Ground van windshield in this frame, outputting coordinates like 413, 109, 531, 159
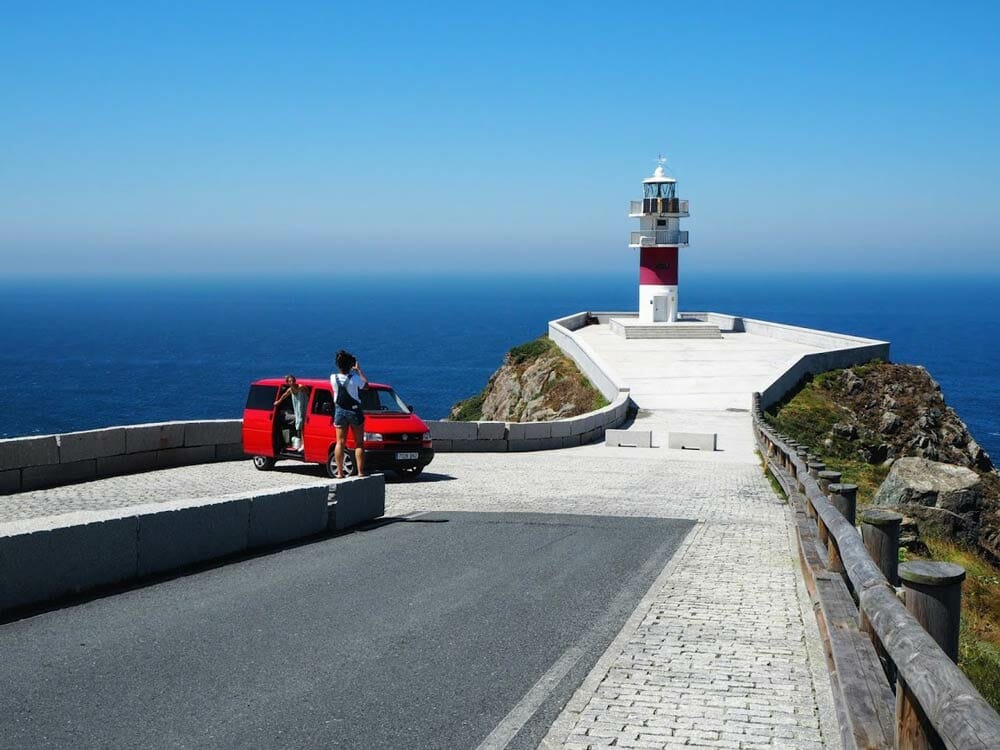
361, 388, 411, 413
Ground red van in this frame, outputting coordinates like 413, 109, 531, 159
242, 377, 434, 479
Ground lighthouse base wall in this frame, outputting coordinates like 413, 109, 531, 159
639, 284, 678, 323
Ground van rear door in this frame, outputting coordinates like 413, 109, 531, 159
243, 384, 279, 456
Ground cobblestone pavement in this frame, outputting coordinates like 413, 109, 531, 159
0, 462, 330, 524
4, 426, 837, 749
387, 448, 838, 749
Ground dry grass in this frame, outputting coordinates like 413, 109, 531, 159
768, 370, 1000, 711
920, 537, 1000, 712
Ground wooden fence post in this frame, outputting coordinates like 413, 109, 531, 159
829, 483, 857, 526
899, 561, 965, 663
860, 508, 903, 688
895, 561, 966, 749
807, 462, 825, 507
861, 508, 902, 587
818, 470, 842, 495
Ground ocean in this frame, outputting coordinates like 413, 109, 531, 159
1, 272, 998, 461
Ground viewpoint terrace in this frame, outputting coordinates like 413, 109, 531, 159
1, 310, 894, 748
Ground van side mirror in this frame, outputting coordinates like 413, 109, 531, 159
407, 404, 415, 413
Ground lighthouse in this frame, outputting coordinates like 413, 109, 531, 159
628, 158, 689, 323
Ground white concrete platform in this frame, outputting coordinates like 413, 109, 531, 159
573, 323, 826, 458
609, 316, 722, 339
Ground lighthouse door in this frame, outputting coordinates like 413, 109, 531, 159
653, 295, 669, 322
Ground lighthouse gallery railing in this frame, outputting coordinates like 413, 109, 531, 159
629, 230, 689, 246
629, 199, 689, 216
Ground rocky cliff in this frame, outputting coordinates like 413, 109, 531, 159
826, 365, 992, 470
449, 336, 607, 422
768, 362, 999, 562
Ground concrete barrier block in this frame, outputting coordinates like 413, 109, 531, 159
21, 460, 97, 491
507, 439, 538, 452
137, 497, 250, 577
183, 420, 242, 447
0, 516, 138, 613
565, 416, 589, 436
214, 443, 247, 462
58, 428, 126, 463
249, 486, 330, 548
509, 422, 552, 440
0, 469, 21, 495
449, 439, 507, 452
427, 421, 478, 441
549, 420, 572, 438
606, 429, 652, 448
668, 432, 717, 451
0, 436, 60, 471
538, 436, 564, 451
331, 475, 385, 531
520, 422, 552, 440
430, 439, 452, 452
125, 423, 186, 454
157, 445, 216, 469
476, 422, 506, 440
96, 451, 159, 478
560, 435, 582, 449
580, 428, 603, 445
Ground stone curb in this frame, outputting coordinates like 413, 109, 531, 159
0, 476, 384, 616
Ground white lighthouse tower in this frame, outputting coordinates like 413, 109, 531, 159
629, 157, 689, 323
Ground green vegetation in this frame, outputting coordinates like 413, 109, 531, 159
450, 391, 485, 422
507, 337, 553, 365
757, 450, 787, 502
922, 537, 1000, 712
768, 365, 1000, 712
450, 335, 608, 422
764, 370, 888, 506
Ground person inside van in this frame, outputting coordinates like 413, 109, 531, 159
331, 350, 369, 477
273, 375, 311, 451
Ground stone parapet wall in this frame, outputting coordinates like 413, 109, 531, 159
427, 391, 630, 452
0, 420, 244, 495
549, 311, 628, 401
426, 313, 633, 453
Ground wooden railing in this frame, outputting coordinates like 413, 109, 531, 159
751, 392, 1000, 749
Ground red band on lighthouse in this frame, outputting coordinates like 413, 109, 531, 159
638, 247, 678, 285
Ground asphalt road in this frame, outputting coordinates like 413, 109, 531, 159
0, 511, 693, 750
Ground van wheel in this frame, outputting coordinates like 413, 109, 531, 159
397, 466, 423, 480
252, 455, 275, 471
326, 448, 357, 479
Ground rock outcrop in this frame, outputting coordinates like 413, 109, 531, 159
770, 362, 999, 563
828, 365, 993, 471
449, 336, 607, 423
874, 457, 983, 546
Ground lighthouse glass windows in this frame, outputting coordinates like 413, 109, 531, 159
643, 183, 675, 199
643, 182, 677, 213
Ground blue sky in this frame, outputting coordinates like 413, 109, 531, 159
1, 1, 998, 275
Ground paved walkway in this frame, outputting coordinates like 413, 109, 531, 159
2, 325, 841, 749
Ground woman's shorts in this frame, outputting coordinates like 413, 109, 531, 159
333, 406, 364, 427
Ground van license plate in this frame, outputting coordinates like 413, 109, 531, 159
396, 452, 419, 460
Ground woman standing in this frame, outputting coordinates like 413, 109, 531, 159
273, 375, 310, 451
331, 350, 369, 477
